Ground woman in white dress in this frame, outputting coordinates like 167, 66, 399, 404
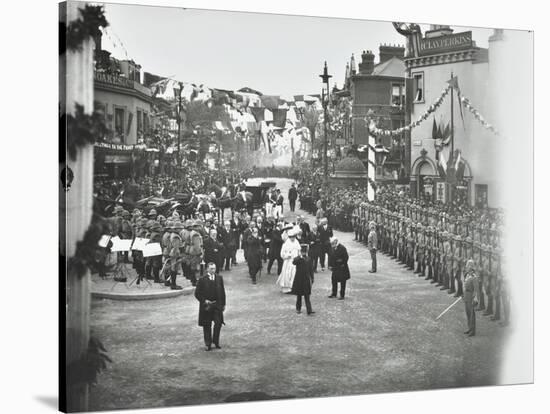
276, 229, 301, 293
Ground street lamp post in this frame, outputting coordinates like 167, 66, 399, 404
319, 61, 332, 187
173, 81, 184, 169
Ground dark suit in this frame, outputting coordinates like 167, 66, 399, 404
292, 255, 314, 314
203, 237, 223, 273
194, 274, 226, 347
329, 243, 351, 298
298, 222, 311, 244
246, 236, 263, 282
318, 224, 333, 269
268, 228, 284, 275
288, 187, 298, 212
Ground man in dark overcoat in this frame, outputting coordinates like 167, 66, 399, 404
291, 245, 315, 315
246, 227, 263, 284
194, 263, 226, 351
203, 228, 223, 273
328, 237, 350, 300
267, 222, 284, 275
288, 183, 298, 212
318, 218, 333, 271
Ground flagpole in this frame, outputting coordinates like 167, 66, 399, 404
449, 72, 454, 204
451, 72, 454, 158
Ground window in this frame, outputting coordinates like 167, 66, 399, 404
412, 72, 424, 102
391, 84, 405, 106
114, 107, 125, 142
144, 112, 149, 133
137, 110, 143, 133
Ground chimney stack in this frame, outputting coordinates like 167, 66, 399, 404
358, 50, 375, 75
379, 44, 405, 63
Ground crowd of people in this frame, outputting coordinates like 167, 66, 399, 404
95, 159, 509, 342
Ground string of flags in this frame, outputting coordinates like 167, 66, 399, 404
460, 96, 499, 135
366, 78, 500, 137
101, 27, 129, 60
366, 85, 452, 136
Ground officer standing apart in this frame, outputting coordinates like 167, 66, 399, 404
288, 183, 298, 213
367, 221, 378, 274
328, 237, 351, 300
194, 262, 226, 351
463, 259, 480, 337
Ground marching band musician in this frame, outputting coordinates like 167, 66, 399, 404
167, 221, 184, 290
145, 221, 163, 284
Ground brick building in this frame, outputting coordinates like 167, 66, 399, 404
349, 45, 408, 182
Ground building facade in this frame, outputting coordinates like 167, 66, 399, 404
350, 46, 408, 183
93, 37, 154, 178
405, 25, 502, 207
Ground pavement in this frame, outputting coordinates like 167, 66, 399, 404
89, 177, 511, 411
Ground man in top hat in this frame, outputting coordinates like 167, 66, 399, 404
367, 221, 378, 273
296, 215, 311, 245
221, 220, 238, 272
194, 262, 226, 351
203, 227, 223, 274
328, 237, 350, 300
291, 244, 315, 315
267, 221, 284, 276
463, 259, 480, 337
318, 217, 333, 272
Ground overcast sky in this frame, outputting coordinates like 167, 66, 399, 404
100, 3, 494, 96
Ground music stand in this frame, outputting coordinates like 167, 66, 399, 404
110, 259, 133, 291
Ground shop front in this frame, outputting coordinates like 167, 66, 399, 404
411, 153, 472, 204
94, 143, 149, 180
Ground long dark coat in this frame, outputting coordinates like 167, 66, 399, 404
291, 256, 314, 295
194, 274, 226, 326
203, 237, 223, 270
246, 236, 263, 276
330, 244, 351, 282
269, 229, 284, 260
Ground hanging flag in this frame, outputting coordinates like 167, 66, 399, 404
437, 150, 447, 179
447, 76, 466, 131
432, 118, 438, 139
455, 150, 466, 181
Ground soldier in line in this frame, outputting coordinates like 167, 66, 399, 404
167, 221, 184, 290
367, 221, 378, 273
463, 259, 480, 337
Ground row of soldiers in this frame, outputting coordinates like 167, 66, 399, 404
352, 203, 510, 326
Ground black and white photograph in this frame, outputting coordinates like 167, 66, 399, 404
46, 0, 540, 412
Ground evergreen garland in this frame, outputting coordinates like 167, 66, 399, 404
63, 104, 109, 162
66, 5, 109, 52
68, 214, 111, 279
